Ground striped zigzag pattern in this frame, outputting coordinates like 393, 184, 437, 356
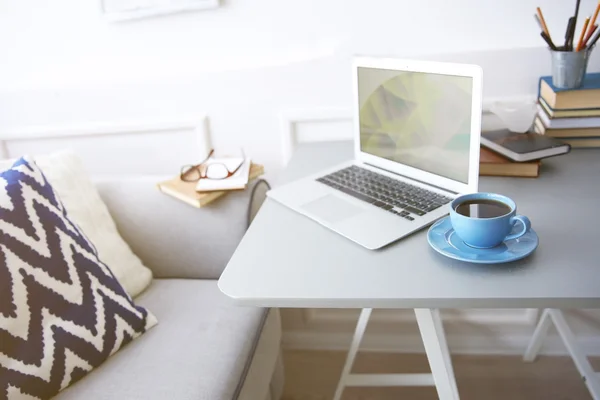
0, 157, 157, 399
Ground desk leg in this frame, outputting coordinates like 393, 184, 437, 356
524, 309, 600, 400
523, 309, 552, 362
333, 308, 372, 400
415, 308, 460, 400
333, 308, 459, 400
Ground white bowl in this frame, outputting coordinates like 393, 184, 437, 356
489, 101, 537, 133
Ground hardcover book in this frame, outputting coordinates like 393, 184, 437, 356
537, 104, 600, 129
534, 117, 600, 138
538, 96, 600, 118
559, 137, 600, 148
479, 147, 540, 178
539, 73, 600, 110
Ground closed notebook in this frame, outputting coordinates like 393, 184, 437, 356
481, 129, 571, 162
479, 147, 540, 178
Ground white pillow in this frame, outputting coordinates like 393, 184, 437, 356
0, 151, 153, 297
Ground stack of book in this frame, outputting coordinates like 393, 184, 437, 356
480, 129, 571, 178
534, 72, 600, 148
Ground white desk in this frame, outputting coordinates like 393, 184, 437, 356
219, 141, 600, 399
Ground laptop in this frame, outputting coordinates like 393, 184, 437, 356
267, 57, 483, 249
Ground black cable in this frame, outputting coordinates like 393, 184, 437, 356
247, 179, 271, 229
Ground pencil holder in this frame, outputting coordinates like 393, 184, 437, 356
550, 47, 593, 89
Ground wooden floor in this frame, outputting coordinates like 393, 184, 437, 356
282, 349, 600, 400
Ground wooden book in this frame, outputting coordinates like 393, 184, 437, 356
479, 147, 540, 178
157, 163, 265, 208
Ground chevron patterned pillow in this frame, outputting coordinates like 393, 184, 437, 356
0, 157, 157, 399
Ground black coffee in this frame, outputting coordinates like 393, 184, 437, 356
455, 199, 511, 218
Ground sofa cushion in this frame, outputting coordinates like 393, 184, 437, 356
94, 178, 252, 280
35, 151, 154, 298
57, 280, 267, 400
0, 157, 157, 399
0, 151, 153, 298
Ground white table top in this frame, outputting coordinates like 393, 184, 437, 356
219, 141, 600, 309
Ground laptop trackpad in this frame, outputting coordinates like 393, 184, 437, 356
301, 194, 364, 224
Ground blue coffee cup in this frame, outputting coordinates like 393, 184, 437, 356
450, 193, 531, 249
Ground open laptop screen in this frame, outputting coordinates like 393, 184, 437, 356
358, 67, 473, 184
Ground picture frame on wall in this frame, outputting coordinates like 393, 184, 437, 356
101, 0, 220, 22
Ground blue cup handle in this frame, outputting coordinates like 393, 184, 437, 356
505, 215, 531, 241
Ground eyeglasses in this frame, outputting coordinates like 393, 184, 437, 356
180, 149, 245, 182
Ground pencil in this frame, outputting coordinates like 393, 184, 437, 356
534, 14, 544, 32
536, 7, 550, 36
576, 17, 590, 51
583, 24, 598, 48
589, 1, 600, 34
588, 26, 600, 47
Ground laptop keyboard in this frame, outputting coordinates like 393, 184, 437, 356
316, 165, 452, 221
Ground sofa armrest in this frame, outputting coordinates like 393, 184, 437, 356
94, 177, 267, 280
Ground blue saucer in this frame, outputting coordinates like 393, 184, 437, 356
427, 216, 539, 264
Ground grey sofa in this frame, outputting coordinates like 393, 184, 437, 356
57, 177, 284, 400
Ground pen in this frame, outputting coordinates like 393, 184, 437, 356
541, 32, 558, 50
569, 0, 582, 49
574, 0, 582, 22
565, 17, 576, 50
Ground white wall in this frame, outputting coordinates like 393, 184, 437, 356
1, 0, 599, 175
1, 0, 598, 89
1, 0, 600, 354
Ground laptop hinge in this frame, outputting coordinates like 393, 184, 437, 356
364, 162, 460, 195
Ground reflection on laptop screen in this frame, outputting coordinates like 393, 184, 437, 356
358, 67, 473, 183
